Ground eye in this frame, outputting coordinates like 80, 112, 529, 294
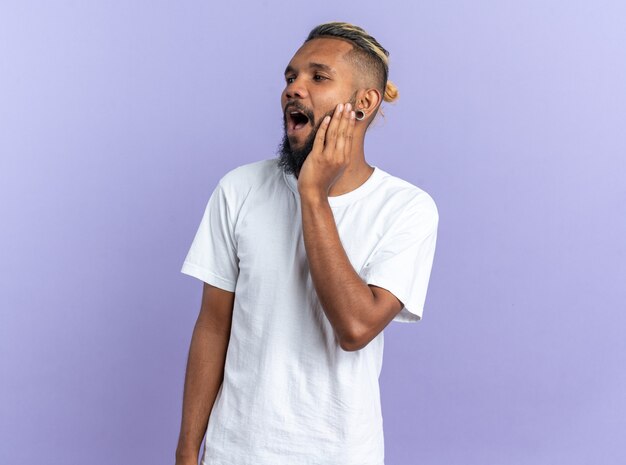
313, 74, 327, 82
285, 76, 296, 84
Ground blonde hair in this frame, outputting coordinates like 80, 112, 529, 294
305, 22, 399, 107
384, 80, 399, 103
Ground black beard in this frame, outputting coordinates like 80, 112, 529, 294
277, 115, 326, 178
277, 92, 357, 178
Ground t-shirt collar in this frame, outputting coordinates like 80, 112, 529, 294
282, 163, 385, 207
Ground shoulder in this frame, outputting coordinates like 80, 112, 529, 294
215, 158, 281, 199
218, 158, 279, 189
207, 158, 281, 224
374, 168, 439, 226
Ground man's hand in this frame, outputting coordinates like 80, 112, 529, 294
297, 102, 356, 197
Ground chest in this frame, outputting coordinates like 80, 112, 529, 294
234, 192, 385, 279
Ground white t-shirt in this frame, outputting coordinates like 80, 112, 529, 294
181, 158, 439, 465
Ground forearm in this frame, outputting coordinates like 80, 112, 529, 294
300, 194, 376, 347
175, 322, 230, 462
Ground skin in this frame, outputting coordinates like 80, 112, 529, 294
282, 37, 404, 350
175, 284, 234, 465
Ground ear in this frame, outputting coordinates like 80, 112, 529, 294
355, 87, 382, 122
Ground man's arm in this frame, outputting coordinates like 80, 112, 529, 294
300, 195, 402, 351
298, 103, 403, 352
175, 283, 234, 465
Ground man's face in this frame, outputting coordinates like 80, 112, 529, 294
278, 37, 357, 176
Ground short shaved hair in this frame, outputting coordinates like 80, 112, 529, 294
305, 22, 399, 104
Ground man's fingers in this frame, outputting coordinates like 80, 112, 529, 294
324, 103, 343, 150
313, 115, 331, 152
334, 103, 353, 153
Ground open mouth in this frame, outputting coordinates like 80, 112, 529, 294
286, 109, 310, 132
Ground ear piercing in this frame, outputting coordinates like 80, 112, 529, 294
355, 109, 366, 121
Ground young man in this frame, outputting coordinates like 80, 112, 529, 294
175, 22, 439, 465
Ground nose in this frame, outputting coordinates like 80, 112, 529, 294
284, 77, 308, 100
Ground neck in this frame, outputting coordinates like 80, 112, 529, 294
327, 141, 374, 197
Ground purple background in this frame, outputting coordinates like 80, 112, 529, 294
1, 1, 625, 464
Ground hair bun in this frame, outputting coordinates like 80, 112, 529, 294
383, 80, 399, 103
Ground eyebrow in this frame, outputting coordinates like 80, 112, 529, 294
284, 62, 336, 76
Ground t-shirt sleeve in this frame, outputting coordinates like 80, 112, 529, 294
360, 193, 439, 323
180, 182, 239, 292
